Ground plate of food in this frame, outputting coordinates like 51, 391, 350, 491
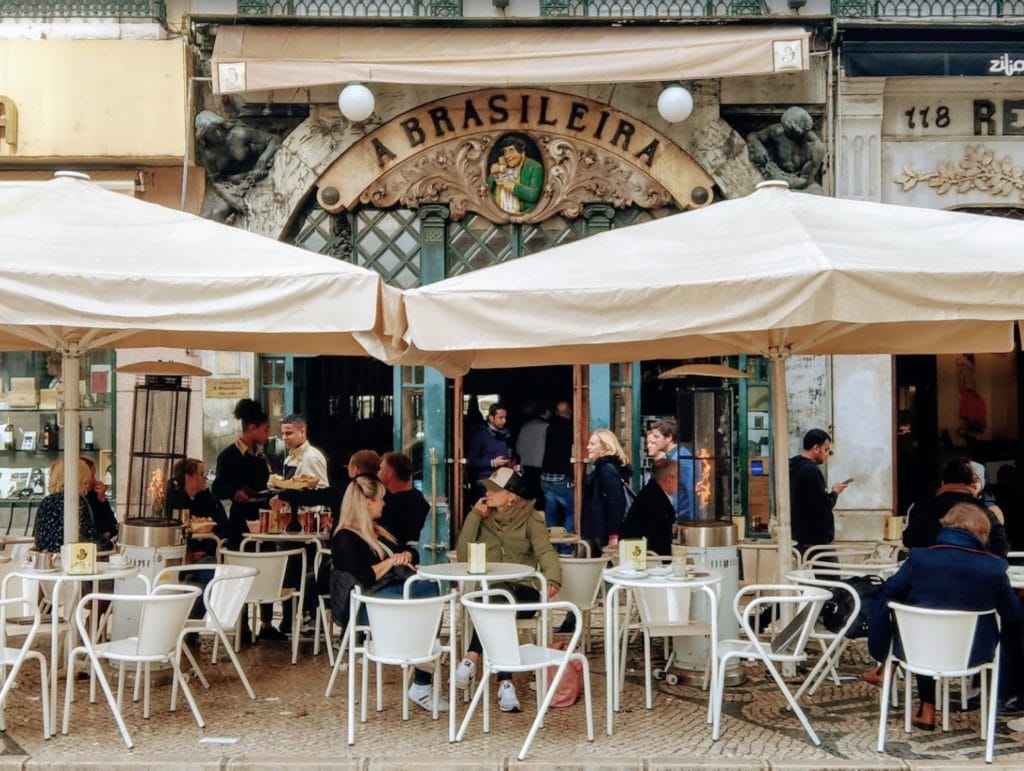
267, 474, 319, 491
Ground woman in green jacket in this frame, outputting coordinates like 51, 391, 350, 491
454, 467, 562, 713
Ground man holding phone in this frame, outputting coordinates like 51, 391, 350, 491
789, 428, 849, 553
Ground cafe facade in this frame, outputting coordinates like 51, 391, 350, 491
190, 12, 838, 546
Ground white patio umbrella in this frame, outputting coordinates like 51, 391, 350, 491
0, 174, 403, 542
400, 182, 1024, 579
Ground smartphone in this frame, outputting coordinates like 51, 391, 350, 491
841, 478, 855, 485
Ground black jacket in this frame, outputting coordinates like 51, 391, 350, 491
789, 455, 836, 548
903, 489, 1009, 557
583, 456, 631, 549
620, 479, 675, 555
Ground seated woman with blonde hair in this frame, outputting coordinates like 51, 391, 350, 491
328, 474, 444, 712
34, 458, 102, 552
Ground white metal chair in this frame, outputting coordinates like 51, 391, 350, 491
62, 585, 203, 749
633, 579, 720, 712
801, 545, 875, 571
0, 595, 50, 738
346, 585, 457, 744
553, 557, 607, 653
155, 563, 259, 700
877, 602, 1000, 764
456, 589, 594, 761
786, 568, 864, 699
712, 584, 831, 745
221, 547, 305, 664
312, 547, 336, 663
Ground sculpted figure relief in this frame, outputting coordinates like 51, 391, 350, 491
195, 110, 280, 223
486, 136, 545, 214
746, 106, 825, 195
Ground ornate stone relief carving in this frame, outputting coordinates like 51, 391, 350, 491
359, 131, 673, 224
895, 145, 1024, 199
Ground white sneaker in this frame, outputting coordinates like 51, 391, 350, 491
498, 680, 520, 713
455, 657, 477, 690
408, 683, 449, 713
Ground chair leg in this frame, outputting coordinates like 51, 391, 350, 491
986, 662, 999, 764
877, 656, 894, 752
89, 651, 134, 749
643, 630, 653, 710
169, 651, 205, 728
455, 668, 490, 743
346, 627, 357, 746
518, 660, 570, 761
762, 659, 820, 746
326, 623, 352, 698
577, 654, 594, 743
217, 629, 256, 699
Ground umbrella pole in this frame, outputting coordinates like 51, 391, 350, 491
770, 350, 794, 582
61, 345, 81, 545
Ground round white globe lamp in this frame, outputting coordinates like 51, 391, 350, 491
657, 84, 693, 123
338, 83, 375, 122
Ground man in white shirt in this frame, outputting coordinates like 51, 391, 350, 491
281, 414, 329, 488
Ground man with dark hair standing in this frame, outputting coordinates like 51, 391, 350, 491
378, 451, 430, 547
467, 402, 515, 496
645, 419, 694, 521
540, 399, 575, 535
789, 428, 848, 553
281, 414, 328, 488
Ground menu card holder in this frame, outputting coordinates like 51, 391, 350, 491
62, 542, 96, 575
467, 542, 487, 574
619, 538, 647, 571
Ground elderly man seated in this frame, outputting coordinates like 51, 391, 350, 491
868, 502, 1021, 730
455, 467, 562, 713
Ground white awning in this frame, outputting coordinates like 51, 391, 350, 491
212, 24, 810, 94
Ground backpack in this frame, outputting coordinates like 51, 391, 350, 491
819, 574, 885, 639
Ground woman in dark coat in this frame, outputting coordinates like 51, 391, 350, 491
582, 428, 632, 551
869, 502, 1020, 730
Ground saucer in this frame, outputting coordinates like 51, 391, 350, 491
30, 567, 59, 574
614, 568, 648, 579
647, 566, 672, 577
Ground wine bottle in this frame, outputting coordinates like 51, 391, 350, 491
42, 423, 52, 451
1, 422, 13, 452
83, 418, 94, 451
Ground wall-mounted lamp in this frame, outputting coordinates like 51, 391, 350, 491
657, 84, 694, 123
338, 83, 375, 123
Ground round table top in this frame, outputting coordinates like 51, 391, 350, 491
417, 561, 535, 582
14, 562, 141, 581
241, 532, 328, 543
602, 565, 722, 589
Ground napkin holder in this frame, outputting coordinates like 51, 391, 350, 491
467, 542, 487, 574
619, 538, 647, 571
62, 542, 95, 575
884, 515, 904, 541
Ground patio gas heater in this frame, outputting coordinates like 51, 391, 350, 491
112, 361, 209, 609
661, 364, 744, 686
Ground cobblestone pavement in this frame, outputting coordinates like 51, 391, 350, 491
0, 633, 1022, 769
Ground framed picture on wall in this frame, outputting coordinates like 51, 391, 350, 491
20, 431, 36, 452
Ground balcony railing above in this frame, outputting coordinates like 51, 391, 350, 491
833, 0, 1024, 16
238, 0, 464, 15
539, 0, 766, 15
0, 1, 165, 19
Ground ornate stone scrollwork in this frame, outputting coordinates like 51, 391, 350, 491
895, 145, 1024, 199
359, 131, 673, 224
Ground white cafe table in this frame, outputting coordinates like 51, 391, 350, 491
602, 566, 722, 736
8, 562, 146, 731
240, 532, 327, 551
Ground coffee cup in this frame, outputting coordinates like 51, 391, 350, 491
31, 551, 54, 571
108, 554, 126, 568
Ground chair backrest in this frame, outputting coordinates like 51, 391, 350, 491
205, 564, 259, 629
135, 585, 201, 656
634, 583, 694, 627
802, 546, 874, 571
890, 601, 991, 674
461, 589, 525, 668
221, 549, 292, 604
555, 557, 606, 611
356, 588, 449, 662
735, 584, 831, 660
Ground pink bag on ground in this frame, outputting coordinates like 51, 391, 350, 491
545, 641, 583, 707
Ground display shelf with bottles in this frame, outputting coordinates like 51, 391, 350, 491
0, 350, 114, 501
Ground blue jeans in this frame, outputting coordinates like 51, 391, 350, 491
541, 476, 575, 532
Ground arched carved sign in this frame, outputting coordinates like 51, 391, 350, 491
316, 89, 714, 223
